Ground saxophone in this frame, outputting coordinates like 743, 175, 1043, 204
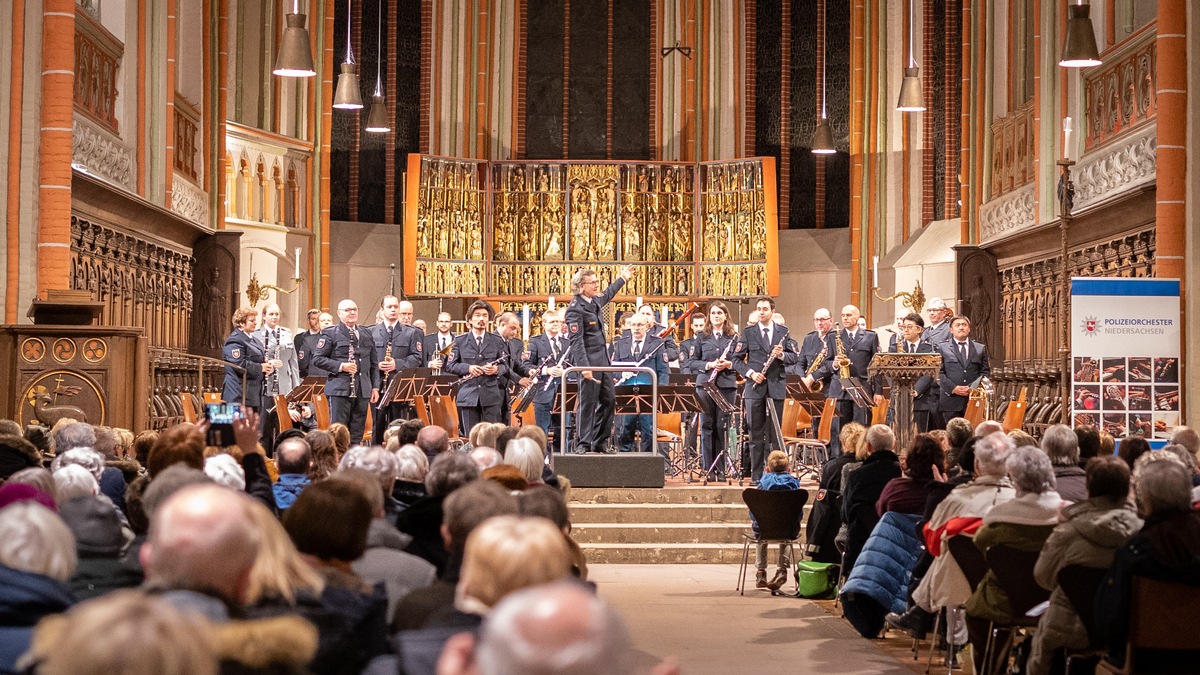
834, 329, 851, 380
347, 330, 358, 400
803, 336, 828, 392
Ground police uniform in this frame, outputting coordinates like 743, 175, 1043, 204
223, 329, 268, 410
678, 334, 703, 460
423, 331, 457, 367
610, 333, 670, 453
444, 330, 510, 434
370, 321, 424, 445
253, 324, 301, 450
564, 275, 625, 453
921, 320, 952, 429
499, 334, 532, 423
687, 330, 738, 478
525, 331, 570, 443
311, 323, 379, 442
888, 334, 938, 432
937, 337, 991, 419
621, 322, 680, 362
294, 329, 328, 378
732, 322, 798, 483
820, 327, 883, 428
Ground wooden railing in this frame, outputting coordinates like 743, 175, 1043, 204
74, 11, 123, 134
1083, 25, 1156, 151
989, 99, 1035, 198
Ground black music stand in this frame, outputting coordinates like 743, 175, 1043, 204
552, 384, 580, 455
285, 376, 327, 404
421, 374, 459, 397
653, 385, 706, 482
380, 367, 435, 407
785, 375, 826, 418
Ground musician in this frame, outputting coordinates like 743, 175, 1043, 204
254, 303, 302, 449
525, 310, 570, 443
611, 313, 670, 453
565, 265, 636, 454
821, 304, 884, 428
889, 312, 937, 432
690, 301, 739, 480
679, 314, 709, 465
496, 312, 534, 423
936, 314, 992, 419
633, 304, 680, 361
370, 295, 425, 445
397, 300, 416, 327
792, 308, 834, 384
444, 300, 510, 433
311, 299, 380, 442
222, 307, 275, 412
294, 308, 323, 378
423, 312, 457, 360
732, 297, 798, 483
923, 297, 953, 346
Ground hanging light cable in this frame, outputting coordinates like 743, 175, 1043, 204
1059, 1, 1101, 67
896, 0, 926, 111
274, 0, 316, 77
333, 0, 363, 109
365, 0, 390, 132
812, 0, 835, 155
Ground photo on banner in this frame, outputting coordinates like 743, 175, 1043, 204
1070, 278, 1180, 444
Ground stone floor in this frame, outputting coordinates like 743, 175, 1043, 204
590, 564, 928, 675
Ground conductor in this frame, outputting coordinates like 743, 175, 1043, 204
564, 265, 636, 454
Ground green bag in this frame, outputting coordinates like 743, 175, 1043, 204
794, 560, 838, 599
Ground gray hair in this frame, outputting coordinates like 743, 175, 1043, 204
504, 438, 545, 484
974, 420, 1004, 438
570, 268, 595, 295
864, 425, 895, 454
0, 502, 77, 581
1040, 424, 1080, 466
471, 446, 504, 471
395, 444, 429, 482
203, 454, 246, 491
1169, 426, 1200, 456
1006, 446, 1057, 495
1162, 443, 1197, 472
51, 448, 105, 482
1134, 460, 1192, 515
425, 451, 480, 497
52, 422, 95, 454
946, 417, 974, 448
974, 432, 1014, 477
339, 445, 400, 490
53, 464, 99, 500
476, 581, 633, 675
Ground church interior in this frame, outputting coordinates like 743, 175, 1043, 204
0, 1, 1197, 673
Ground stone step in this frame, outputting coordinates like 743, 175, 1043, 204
570, 485, 819, 505
572, 522, 750, 544
581, 542, 801, 565
569, 502, 752, 524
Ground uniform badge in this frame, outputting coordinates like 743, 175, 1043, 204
298, 350, 306, 360
416, 342, 423, 352
447, 352, 455, 363
570, 324, 579, 334
521, 350, 531, 361
231, 347, 241, 359
317, 338, 327, 349
663, 353, 669, 362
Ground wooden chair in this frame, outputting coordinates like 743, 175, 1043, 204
1056, 565, 1108, 671
203, 392, 223, 405
979, 544, 1052, 675
815, 398, 838, 445
1001, 387, 1028, 433
1096, 577, 1200, 674
274, 395, 293, 431
179, 392, 199, 424
428, 394, 465, 449
311, 394, 331, 429
411, 394, 431, 426
782, 398, 828, 476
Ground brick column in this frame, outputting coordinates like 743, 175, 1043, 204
38, 0, 76, 295
1155, 0, 1186, 286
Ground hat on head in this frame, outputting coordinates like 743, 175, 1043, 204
0, 434, 42, 479
927, 297, 947, 310
0, 483, 56, 511
58, 495, 125, 556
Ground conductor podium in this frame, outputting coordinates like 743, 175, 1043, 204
868, 352, 941, 451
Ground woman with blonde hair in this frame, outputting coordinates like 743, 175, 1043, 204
454, 515, 572, 618
804, 422, 868, 564
241, 500, 325, 609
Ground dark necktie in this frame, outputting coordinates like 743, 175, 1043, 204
958, 341, 968, 362
441, 335, 448, 350
909, 342, 917, 353
761, 327, 768, 344
476, 335, 484, 351
633, 341, 642, 359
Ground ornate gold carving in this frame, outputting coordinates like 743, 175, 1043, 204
20, 371, 106, 428
82, 338, 109, 363
52, 339, 78, 364
21, 338, 46, 364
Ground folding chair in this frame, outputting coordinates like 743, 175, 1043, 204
412, 394, 431, 426
979, 544, 1051, 675
428, 394, 466, 449
1096, 577, 1200, 674
782, 398, 827, 479
312, 394, 331, 429
1056, 565, 1108, 671
737, 488, 810, 595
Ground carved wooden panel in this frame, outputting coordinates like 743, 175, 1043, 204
1083, 29, 1155, 151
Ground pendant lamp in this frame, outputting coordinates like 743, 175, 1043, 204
896, 0, 925, 111
812, 0, 836, 154
364, 0, 390, 132
333, 0, 363, 109
273, 2, 316, 78
1059, 2, 1101, 68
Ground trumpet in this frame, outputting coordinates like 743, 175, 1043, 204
430, 341, 453, 375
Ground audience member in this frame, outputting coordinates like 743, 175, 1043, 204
0, 434, 42, 481
1074, 425, 1101, 467
1041, 424, 1087, 502
340, 445, 404, 516
307, 429, 340, 481
876, 434, 945, 516
469, 446, 503, 471
494, 427, 519, 457
203, 454, 245, 491
503, 437, 544, 485
416, 425, 451, 462
753, 451, 802, 591
841, 425, 900, 572
51, 420, 94, 454
391, 480, 519, 632
283, 480, 390, 672
1098, 430, 1115, 456
1116, 435, 1151, 468
328, 423, 352, 457
0, 502, 76, 672
396, 419, 426, 448
975, 420, 1003, 438
481, 464, 529, 492
451, 515, 572, 622
58, 495, 141, 600
944, 417, 974, 473
470, 423, 505, 453
1028, 456, 1141, 675
1169, 426, 1200, 458
393, 444, 429, 507
518, 487, 588, 580
52, 464, 99, 500
274, 436, 313, 510
146, 425, 205, 478
1007, 429, 1039, 448
2, 469, 57, 506
396, 452, 480, 572
805, 422, 867, 564
1096, 460, 1200, 672
965, 447, 1062, 674
131, 430, 158, 467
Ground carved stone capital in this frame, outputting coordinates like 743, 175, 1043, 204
1074, 124, 1157, 211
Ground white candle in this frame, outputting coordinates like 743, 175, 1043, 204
1063, 117, 1073, 160
294, 247, 302, 279
873, 255, 879, 289
636, 296, 644, 308
661, 307, 668, 327
548, 296, 555, 311
522, 304, 530, 341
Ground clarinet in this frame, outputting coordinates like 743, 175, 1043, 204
347, 330, 358, 400
267, 329, 280, 395
753, 333, 786, 388
380, 339, 395, 404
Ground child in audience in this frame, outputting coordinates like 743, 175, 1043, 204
753, 451, 801, 591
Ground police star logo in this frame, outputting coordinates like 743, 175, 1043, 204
317, 338, 327, 349
231, 348, 241, 359
570, 324, 579, 334
1080, 316, 1100, 337
416, 342, 423, 352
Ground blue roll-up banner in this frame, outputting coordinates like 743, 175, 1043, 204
1070, 278, 1180, 446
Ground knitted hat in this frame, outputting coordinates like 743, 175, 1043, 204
58, 496, 125, 556
0, 483, 56, 511
0, 434, 42, 479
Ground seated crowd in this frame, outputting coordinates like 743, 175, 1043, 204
0, 413, 679, 675
806, 419, 1200, 674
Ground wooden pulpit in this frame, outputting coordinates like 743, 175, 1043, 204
868, 353, 942, 452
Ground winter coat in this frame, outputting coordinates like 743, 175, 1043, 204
964, 491, 1062, 624
352, 519, 436, 619
272, 474, 311, 511
839, 512, 923, 638
69, 556, 143, 601
841, 450, 902, 573
0, 565, 74, 673
1026, 498, 1141, 675
1052, 464, 1088, 504
395, 495, 449, 574
876, 476, 933, 516
310, 565, 390, 675
913, 475, 1015, 612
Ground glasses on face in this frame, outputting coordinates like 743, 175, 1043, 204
342, 307, 358, 313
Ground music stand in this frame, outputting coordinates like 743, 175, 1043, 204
667, 373, 697, 386
421, 374, 459, 397
285, 376, 327, 404
653, 385, 706, 482
868, 353, 942, 451
380, 367, 434, 407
